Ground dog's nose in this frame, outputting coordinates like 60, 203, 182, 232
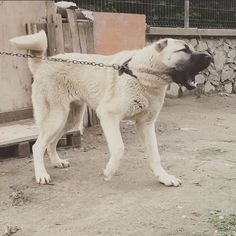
203, 52, 213, 63
203, 52, 212, 59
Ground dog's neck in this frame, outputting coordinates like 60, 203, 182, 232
126, 44, 174, 86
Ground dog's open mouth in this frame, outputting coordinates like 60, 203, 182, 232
171, 52, 212, 90
185, 79, 197, 90
170, 70, 199, 90
183, 73, 198, 90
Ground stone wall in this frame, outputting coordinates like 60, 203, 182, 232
146, 35, 236, 97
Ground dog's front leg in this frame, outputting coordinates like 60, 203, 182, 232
136, 121, 181, 186
100, 113, 124, 181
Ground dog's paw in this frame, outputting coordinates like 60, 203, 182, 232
158, 174, 182, 187
53, 159, 70, 168
35, 171, 51, 185
103, 169, 114, 181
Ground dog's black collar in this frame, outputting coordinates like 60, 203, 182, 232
118, 58, 138, 79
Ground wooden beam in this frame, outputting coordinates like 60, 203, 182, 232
62, 23, 73, 53
0, 119, 81, 148
67, 133, 81, 147
78, 22, 88, 53
57, 8, 86, 19
53, 14, 65, 54
18, 142, 31, 158
147, 27, 236, 37
66, 9, 81, 52
47, 23, 57, 56
84, 21, 94, 54
0, 108, 33, 124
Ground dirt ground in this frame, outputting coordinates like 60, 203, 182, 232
0, 95, 236, 236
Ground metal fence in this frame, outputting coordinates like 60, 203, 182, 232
57, 0, 236, 29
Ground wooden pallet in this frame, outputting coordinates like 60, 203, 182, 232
0, 119, 81, 159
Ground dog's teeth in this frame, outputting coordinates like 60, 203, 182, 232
190, 81, 197, 87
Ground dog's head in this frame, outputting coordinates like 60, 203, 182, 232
155, 38, 212, 90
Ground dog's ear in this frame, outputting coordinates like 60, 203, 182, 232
155, 39, 168, 52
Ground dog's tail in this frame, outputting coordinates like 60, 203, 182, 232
10, 30, 47, 74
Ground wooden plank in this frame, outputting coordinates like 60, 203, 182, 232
78, 22, 88, 53
57, 8, 86, 19
35, 23, 47, 33
0, 119, 81, 148
27, 23, 46, 35
57, 135, 67, 147
75, 9, 87, 20
53, 14, 65, 54
47, 23, 57, 56
67, 133, 81, 147
0, 119, 38, 147
18, 142, 31, 158
66, 9, 81, 52
26, 23, 38, 35
62, 23, 73, 53
84, 21, 94, 54
26, 23, 33, 35
0, 108, 33, 124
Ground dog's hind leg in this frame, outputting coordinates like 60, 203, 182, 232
47, 102, 86, 168
33, 105, 69, 184
46, 130, 70, 169
100, 113, 124, 181
135, 121, 182, 187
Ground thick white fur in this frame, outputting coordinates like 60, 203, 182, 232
10, 31, 187, 186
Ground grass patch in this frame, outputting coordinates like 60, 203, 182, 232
210, 212, 236, 236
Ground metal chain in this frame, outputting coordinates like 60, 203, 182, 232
0, 51, 34, 58
0, 51, 121, 71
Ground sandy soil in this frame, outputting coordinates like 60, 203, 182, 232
0, 95, 236, 236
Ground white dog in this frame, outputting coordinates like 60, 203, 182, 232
10, 31, 211, 186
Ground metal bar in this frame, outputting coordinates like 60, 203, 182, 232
184, 0, 190, 28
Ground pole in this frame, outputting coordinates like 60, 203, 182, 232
184, 0, 190, 28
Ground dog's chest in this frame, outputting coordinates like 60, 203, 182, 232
122, 82, 167, 122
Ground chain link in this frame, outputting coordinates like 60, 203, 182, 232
0, 51, 138, 79
0, 51, 121, 71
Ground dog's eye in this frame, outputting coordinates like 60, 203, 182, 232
183, 48, 192, 54
176, 47, 191, 54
